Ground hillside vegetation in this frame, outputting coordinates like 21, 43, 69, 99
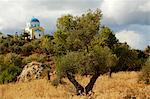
0, 9, 150, 97
0, 72, 150, 99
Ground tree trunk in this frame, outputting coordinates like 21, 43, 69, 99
66, 72, 84, 95
109, 68, 112, 78
85, 73, 100, 94
2, 79, 4, 84
47, 70, 50, 80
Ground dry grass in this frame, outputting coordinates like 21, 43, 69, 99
0, 72, 150, 99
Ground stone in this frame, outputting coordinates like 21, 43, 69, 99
17, 61, 51, 82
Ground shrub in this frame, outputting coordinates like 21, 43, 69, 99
0, 53, 22, 84
3, 53, 22, 67
22, 53, 47, 64
0, 66, 21, 84
40, 36, 54, 55
12, 45, 22, 54
140, 57, 150, 84
21, 43, 34, 56
110, 44, 143, 76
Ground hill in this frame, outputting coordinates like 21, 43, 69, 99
0, 72, 150, 99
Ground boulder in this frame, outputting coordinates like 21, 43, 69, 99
17, 61, 51, 82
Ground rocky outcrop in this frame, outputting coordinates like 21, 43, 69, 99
17, 62, 51, 82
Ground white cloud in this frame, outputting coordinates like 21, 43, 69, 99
101, 0, 150, 25
139, 1, 150, 12
116, 30, 147, 49
100, 0, 150, 49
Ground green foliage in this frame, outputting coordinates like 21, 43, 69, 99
21, 44, 32, 55
53, 30, 68, 55
91, 26, 118, 49
54, 9, 102, 54
113, 43, 142, 71
56, 52, 84, 78
0, 53, 22, 84
22, 53, 47, 64
140, 57, 150, 84
0, 35, 26, 54
56, 46, 117, 78
82, 46, 117, 75
40, 36, 54, 54
0, 66, 21, 84
3, 53, 22, 67
0, 35, 44, 55
12, 45, 22, 54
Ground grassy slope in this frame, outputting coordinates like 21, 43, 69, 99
0, 72, 150, 99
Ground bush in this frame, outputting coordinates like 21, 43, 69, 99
140, 57, 150, 84
3, 53, 22, 67
0, 53, 22, 84
0, 66, 21, 84
40, 36, 54, 55
111, 44, 142, 73
11, 45, 22, 54
22, 53, 47, 64
21, 43, 34, 56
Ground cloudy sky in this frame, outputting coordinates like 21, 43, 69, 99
0, 0, 149, 50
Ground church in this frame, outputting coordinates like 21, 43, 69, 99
25, 17, 44, 39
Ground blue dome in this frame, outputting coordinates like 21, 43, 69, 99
31, 17, 40, 22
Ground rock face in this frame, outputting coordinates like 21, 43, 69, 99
18, 62, 51, 82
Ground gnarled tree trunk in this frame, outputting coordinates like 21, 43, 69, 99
85, 72, 100, 94
66, 72, 84, 95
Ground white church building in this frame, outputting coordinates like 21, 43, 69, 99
25, 17, 44, 39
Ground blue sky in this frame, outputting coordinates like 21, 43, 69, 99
0, 0, 149, 50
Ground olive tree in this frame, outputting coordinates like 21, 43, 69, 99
54, 9, 118, 95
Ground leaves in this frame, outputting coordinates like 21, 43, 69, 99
54, 9, 102, 53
